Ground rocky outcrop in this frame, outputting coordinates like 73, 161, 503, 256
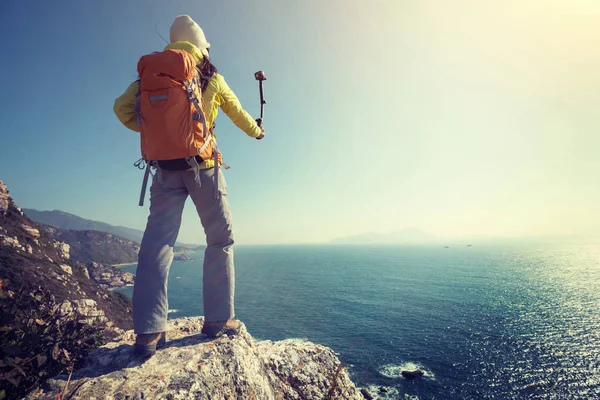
0, 181, 10, 217
175, 253, 197, 261
86, 262, 135, 289
58, 298, 109, 325
174, 252, 189, 261
0, 180, 133, 331
174, 252, 201, 262
59, 264, 73, 275
21, 224, 40, 238
28, 317, 363, 400
401, 369, 425, 379
0, 218, 70, 265
52, 239, 71, 260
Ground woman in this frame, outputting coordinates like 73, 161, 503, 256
113, 14, 264, 356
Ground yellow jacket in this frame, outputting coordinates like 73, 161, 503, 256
113, 41, 262, 169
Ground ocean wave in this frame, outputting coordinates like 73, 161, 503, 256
282, 338, 310, 343
168, 309, 179, 314
378, 362, 435, 380
254, 337, 309, 346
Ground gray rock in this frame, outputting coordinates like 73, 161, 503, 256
21, 224, 41, 238
60, 264, 73, 275
401, 369, 425, 379
361, 388, 374, 399
28, 317, 363, 400
174, 253, 192, 261
59, 299, 107, 324
0, 234, 26, 252
0, 181, 10, 216
81, 265, 91, 280
53, 240, 71, 260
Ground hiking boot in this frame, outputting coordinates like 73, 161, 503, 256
134, 331, 166, 357
202, 319, 244, 338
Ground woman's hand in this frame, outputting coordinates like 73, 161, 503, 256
256, 126, 265, 140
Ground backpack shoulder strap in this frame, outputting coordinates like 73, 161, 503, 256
184, 70, 208, 139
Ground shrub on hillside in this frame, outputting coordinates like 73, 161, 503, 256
0, 284, 105, 399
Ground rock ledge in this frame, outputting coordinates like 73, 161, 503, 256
27, 317, 363, 400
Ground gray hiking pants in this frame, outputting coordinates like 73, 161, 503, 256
132, 168, 234, 334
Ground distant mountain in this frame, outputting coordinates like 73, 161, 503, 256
23, 209, 200, 249
23, 209, 143, 241
331, 228, 436, 244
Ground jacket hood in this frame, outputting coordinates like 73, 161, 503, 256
164, 41, 205, 65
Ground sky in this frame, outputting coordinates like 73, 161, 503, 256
0, 0, 599, 245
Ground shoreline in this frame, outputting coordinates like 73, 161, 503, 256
110, 252, 193, 268
111, 262, 137, 268
109, 283, 134, 291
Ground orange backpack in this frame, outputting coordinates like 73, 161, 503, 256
134, 48, 224, 206
135, 49, 217, 168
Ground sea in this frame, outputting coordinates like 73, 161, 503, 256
116, 242, 600, 399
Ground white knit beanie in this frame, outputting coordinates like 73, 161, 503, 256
170, 15, 211, 57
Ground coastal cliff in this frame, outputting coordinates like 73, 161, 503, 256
0, 180, 133, 329
1, 181, 368, 399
